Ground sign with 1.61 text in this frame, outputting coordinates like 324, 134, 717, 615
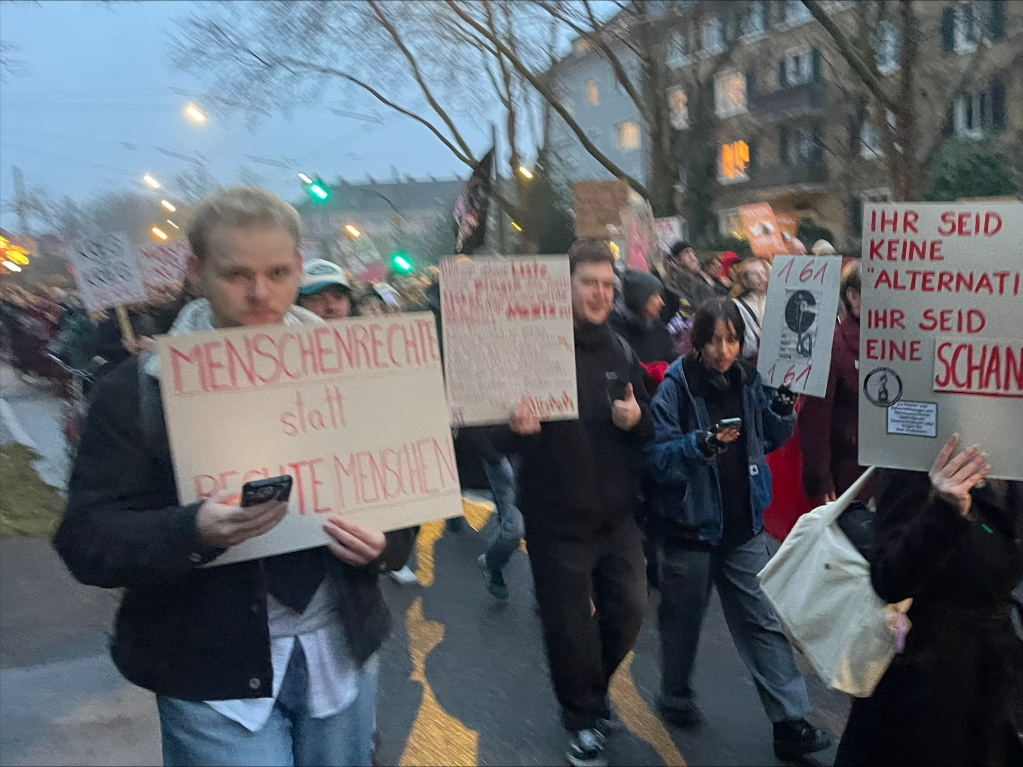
757, 256, 842, 398
157, 313, 463, 566
859, 202, 1022, 480
70, 232, 147, 312
440, 256, 578, 427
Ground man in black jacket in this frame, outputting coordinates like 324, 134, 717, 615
53, 186, 412, 767
505, 239, 652, 767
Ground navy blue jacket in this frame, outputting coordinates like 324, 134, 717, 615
645, 357, 794, 545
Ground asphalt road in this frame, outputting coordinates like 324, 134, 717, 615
0, 369, 850, 766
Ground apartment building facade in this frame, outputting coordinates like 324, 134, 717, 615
548, 0, 1021, 250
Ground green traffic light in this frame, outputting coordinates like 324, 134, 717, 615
306, 176, 331, 202
391, 253, 413, 273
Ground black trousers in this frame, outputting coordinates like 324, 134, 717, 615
527, 517, 648, 731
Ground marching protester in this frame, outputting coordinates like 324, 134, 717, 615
645, 300, 831, 760
53, 187, 413, 767
657, 241, 716, 356
296, 259, 356, 320
729, 257, 770, 363
835, 439, 1022, 766
500, 238, 651, 767
799, 263, 866, 503
698, 251, 731, 298
608, 270, 674, 365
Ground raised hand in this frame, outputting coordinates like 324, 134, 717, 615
611, 383, 642, 431
510, 397, 541, 436
928, 434, 990, 517
195, 489, 288, 549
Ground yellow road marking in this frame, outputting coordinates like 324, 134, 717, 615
610, 651, 687, 766
398, 597, 479, 767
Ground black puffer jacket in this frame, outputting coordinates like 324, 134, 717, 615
53, 357, 414, 702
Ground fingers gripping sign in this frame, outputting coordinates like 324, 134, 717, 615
611, 382, 642, 431
928, 433, 991, 517
323, 517, 386, 566
510, 397, 542, 436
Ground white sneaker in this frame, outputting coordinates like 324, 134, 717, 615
389, 565, 419, 585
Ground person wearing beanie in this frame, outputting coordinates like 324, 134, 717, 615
811, 240, 836, 256
609, 270, 675, 364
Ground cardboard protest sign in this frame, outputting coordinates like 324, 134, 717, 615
739, 203, 786, 258
572, 180, 629, 238
858, 202, 1023, 480
621, 202, 658, 273
757, 256, 842, 397
654, 216, 686, 257
138, 240, 191, 289
157, 313, 463, 566
70, 232, 147, 312
440, 255, 577, 427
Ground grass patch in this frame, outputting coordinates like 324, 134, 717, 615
0, 443, 65, 536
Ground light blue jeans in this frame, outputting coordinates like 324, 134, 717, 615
158, 644, 377, 767
482, 456, 524, 573
657, 532, 811, 724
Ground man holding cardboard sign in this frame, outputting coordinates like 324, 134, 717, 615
54, 187, 414, 767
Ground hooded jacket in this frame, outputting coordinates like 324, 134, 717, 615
645, 356, 794, 545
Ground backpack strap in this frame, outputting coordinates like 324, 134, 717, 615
611, 330, 637, 366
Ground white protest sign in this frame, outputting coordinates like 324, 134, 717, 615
757, 256, 842, 397
138, 240, 191, 289
440, 255, 577, 427
859, 201, 1023, 480
69, 232, 147, 312
654, 216, 686, 256
157, 313, 463, 566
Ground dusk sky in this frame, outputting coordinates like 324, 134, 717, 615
0, 1, 498, 231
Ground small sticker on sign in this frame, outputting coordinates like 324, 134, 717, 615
886, 400, 938, 438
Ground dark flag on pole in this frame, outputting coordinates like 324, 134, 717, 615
453, 148, 494, 255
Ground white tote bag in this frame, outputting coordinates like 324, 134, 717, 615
758, 467, 905, 697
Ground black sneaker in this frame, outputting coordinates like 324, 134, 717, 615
566, 728, 607, 767
477, 554, 509, 599
658, 700, 703, 729
773, 719, 832, 760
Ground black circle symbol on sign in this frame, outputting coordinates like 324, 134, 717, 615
863, 366, 903, 408
784, 290, 817, 334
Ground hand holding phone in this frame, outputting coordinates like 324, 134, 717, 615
196, 476, 292, 550
712, 417, 742, 444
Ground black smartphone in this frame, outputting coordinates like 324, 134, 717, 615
605, 372, 629, 402
241, 475, 293, 507
714, 417, 742, 433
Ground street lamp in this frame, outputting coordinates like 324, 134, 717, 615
143, 173, 161, 189
166, 220, 180, 229
184, 103, 208, 123
297, 172, 313, 184
517, 165, 534, 180
2, 260, 21, 272
161, 200, 177, 212
510, 221, 523, 232
151, 226, 169, 241
344, 224, 361, 238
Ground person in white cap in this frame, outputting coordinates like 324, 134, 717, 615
811, 240, 836, 256
297, 259, 355, 320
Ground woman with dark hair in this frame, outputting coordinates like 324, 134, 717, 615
645, 300, 831, 760
836, 441, 1022, 766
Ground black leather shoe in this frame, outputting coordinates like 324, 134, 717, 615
658, 700, 703, 729
773, 719, 832, 760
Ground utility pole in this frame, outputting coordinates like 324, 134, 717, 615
491, 122, 507, 254
12, 166, 30, 236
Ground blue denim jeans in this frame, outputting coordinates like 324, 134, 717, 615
158, 644, 377, 767
482, 456, 524, 573
657, 532, 811, 723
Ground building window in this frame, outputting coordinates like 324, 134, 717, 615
860, 121, 882, 159
667, 30, 690, 68
954, 2, 983, 53
586, 80, 599, 106
668, 87, 689, 129
783, 46, 815, 86
718, 207, 744, 238
783, 127, 822, 166
702, 17, 725, 55
875, 21, 900, 75
718, 140, 750, 183
715, 71, 748, 117
781, 0, 813, 25
954, 91, 987, 138
742, 1, 767, 38
617, 122, 641, 150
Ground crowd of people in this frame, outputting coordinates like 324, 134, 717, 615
2, 184, 1015, 767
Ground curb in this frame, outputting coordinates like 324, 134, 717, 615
0, 397, 37, 451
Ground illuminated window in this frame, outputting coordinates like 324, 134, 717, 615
717, 208, 744, 238
617, 122, 641, 150
718, 140, 750, 183
668, 87, 689, 129
587, 80, 599, 106
715, 71, 748, 117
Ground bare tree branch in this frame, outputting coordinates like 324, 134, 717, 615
447, 0, 650, 198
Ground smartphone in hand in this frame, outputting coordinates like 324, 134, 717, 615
605, 372, 629, 403
241, 475, 293, 507
713, 417, 742, 434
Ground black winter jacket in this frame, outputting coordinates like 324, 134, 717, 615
497, 321, 652, 539
53, 357, 414, 702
